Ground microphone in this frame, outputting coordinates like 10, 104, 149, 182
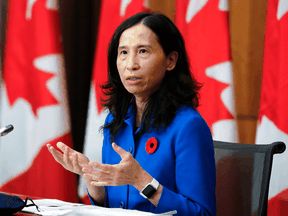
0, 124, 14, 137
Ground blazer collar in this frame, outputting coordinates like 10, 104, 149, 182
124, 97, 144, 133
124, 97, 136, 128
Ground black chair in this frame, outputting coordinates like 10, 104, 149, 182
214, 140, 286, 216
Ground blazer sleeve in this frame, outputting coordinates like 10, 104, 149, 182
154, 115, 216, 216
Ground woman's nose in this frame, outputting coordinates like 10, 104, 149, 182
126, 54, 140, 71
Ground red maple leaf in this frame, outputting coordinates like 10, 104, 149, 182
3, 0, 61, 116
176, 0, 234, 130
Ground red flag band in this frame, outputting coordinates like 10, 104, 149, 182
256, 0, 288, 215
175, 0, 237, 142
0, 0, 78, 202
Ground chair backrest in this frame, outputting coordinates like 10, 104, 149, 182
214, 141, 285, 216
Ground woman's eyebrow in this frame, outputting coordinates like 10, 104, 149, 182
118, 45, 127, 49
138, 45, 152, 48
118, 44, 152, 49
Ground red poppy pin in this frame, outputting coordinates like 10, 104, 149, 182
145, 137, 158, 154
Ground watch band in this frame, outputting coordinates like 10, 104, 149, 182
140, 178, 159, 199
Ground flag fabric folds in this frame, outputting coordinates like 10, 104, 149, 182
175, 0, 237, 142
255, 0, 288, 215
78, 0, 149, 203
0, 0, 78, 202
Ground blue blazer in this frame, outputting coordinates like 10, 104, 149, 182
90, 103, 216, 216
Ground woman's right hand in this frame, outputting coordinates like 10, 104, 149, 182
47, 142, 106, 205
47, 142, 90, 176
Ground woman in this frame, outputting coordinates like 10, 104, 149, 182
47, 12, 216, 215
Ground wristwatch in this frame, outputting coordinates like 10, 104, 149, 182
140, 178, 159, 199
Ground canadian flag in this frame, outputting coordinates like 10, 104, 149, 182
0, 0, 78, 202
255, 0, 288, 215
175, 0, 237, 142
78, 0, 149, 203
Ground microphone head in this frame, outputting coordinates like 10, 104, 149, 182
0, 124, 14, 137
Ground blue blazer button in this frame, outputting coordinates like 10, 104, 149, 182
128, 146, 133, 153
120, 201, 125, 208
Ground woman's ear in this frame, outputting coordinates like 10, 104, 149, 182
166, 51, 178, 71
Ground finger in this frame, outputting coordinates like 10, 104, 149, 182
63, 146, 72, 169
112, 142, 129, 159
47, 143, 56, 153
82, 166, 110, 176
57, 142, 73, 155
83, 170, 111, 182
89, 161, 114, 172
83, 173, 100, 181
71, 153, 82, 174
56, 142, 66, 152
82, 173, 93, 181
83, 166, 110, 181
46, 144, 64, 164
47, 144, 62, 159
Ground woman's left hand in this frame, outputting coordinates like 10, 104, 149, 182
82, 142, 152, 189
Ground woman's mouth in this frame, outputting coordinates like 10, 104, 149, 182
127, 77, 142, 84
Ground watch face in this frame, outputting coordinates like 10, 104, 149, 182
142, 185, 156, 198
